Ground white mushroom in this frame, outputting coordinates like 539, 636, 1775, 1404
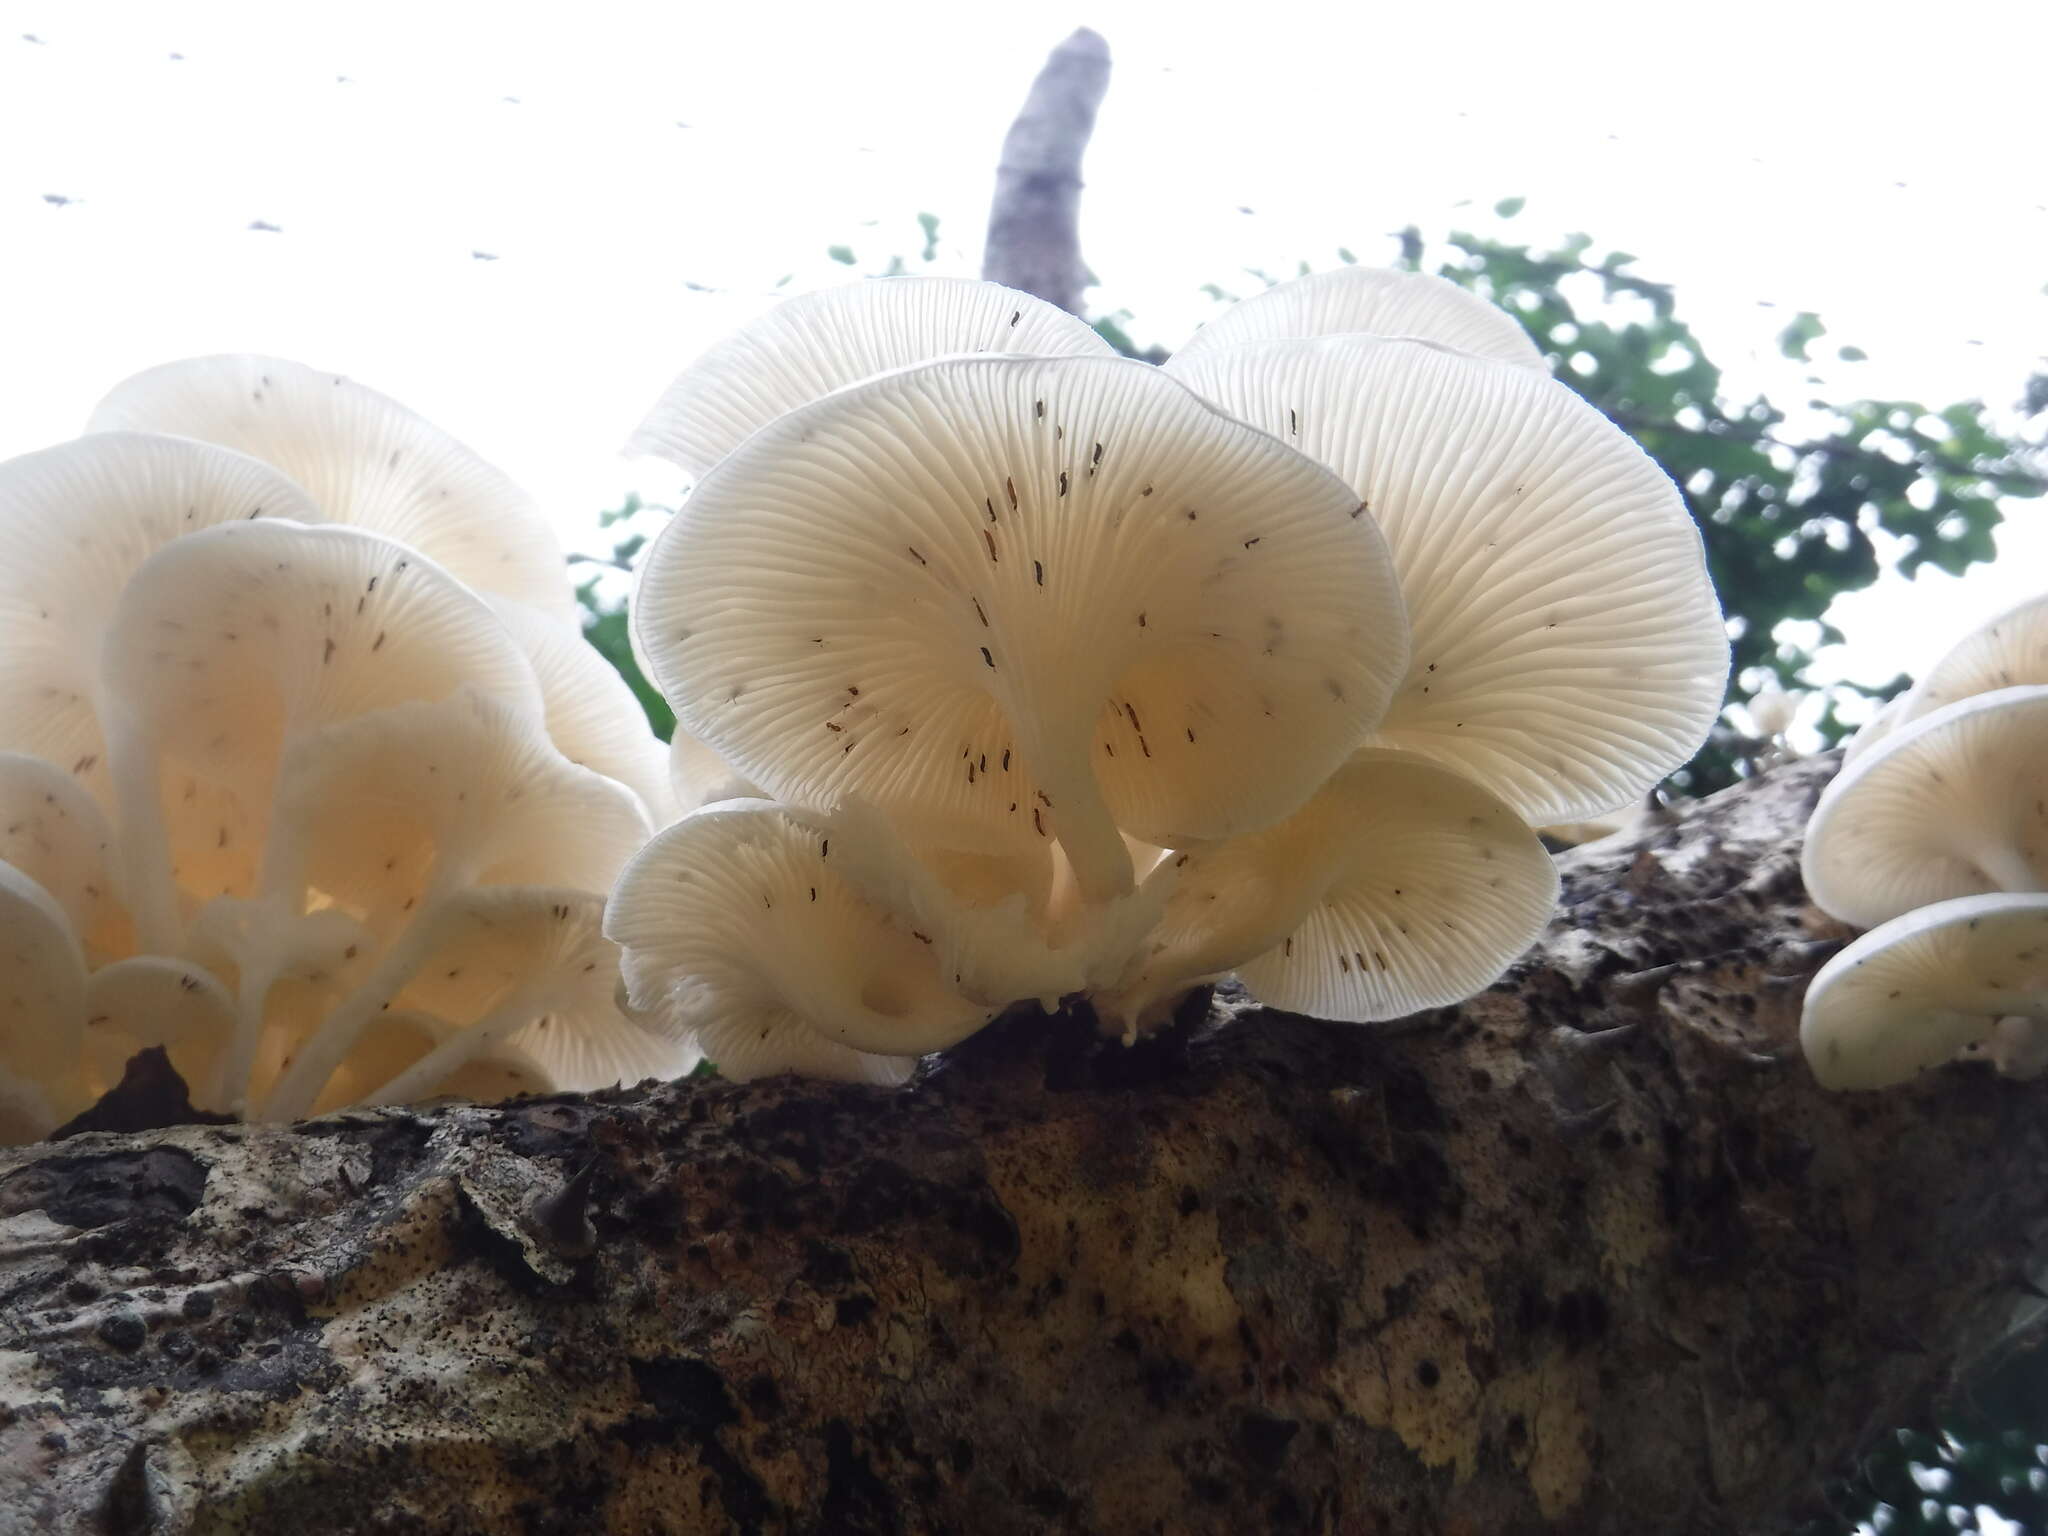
76, 956, 238, 1105
627, 276, 1116, 478
98, 519, 544, 946
1802, 686, 2048, 929
0, 433, 320, 813
1800, 892, 2048, 1090
1098, 752, 1557, 1034
87, 355, 577, 621
605, 801, 992, 1083
1165, 334, 1727, 823
1747, 684, 1799, 738
1891, 591, 2048, 732
668, 729, 761, 814
484, 594, 676, 823
632, 353, 1409, 904
1173, 266, 1548, 371
257, 688, 650, 1119
0, 752, 128, 962
0, 860, 87, 1117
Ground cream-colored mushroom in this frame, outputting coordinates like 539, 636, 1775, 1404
1165, 334, 1728, 823
98, 519, 543, 947
88, 355, 578, 620
0, 860, 87, 1120
605, 801, 994, 1083
627, 275, 1116, 479
0, 752, 129, 962
1802, 686, 2048, 929
1174, 265, 1548, 371
632, 353, 1409, 904
1801, 892, 2048, 1090
1098, 752, 1556, 1034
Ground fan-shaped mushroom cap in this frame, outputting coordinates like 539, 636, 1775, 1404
484, 595, 675, 823
1892, 592, 2048, 731
1802, 686, 2048, 929
668, 729, 761, 814
1100, 752, 1556, 1032
0, 433, 320, 809
88, 356, 577, 620
1175, 267, 1547, 371
1165, 335, 1727, 823
0, 860, 86, 1094
77, 956, 236, 1101
633, 354, 1408, 901
0, 753, 127, 961
1800, 892, 2048, 1090
627, 276, 1116, 478
265, 688, 650, 928
606, 801, 985, 1082
101, 521, 544, 939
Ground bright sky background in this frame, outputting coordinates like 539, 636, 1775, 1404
3, 0, 2043, 727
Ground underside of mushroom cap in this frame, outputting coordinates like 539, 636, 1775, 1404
1174, 266, 1548, 371
668, 728, 761, 814
1802, 685, 2048, 929
87, 355, 577, 621
605, 800, 985, 1076
484, 594, 676, 824
1102, 751, 1556, 1031
626, 276, 1117, 478
0, 433, 321, 809
1166, 335, 1727, 823
633, 353, 1408, 902
0, 859, 86, 1091
1893, 591, 2048, 730
0, 752, 127, 959
1801, 892, 2048, 1090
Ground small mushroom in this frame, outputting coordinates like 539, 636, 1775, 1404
1800, 892, 2048, 1089
1802, 685, 2048, 929
87, 355, 579, 621
626, 275, 1116, 478
1097, 752, 1556, 1033
1172, 266, 1548, 371
605, 801, 992, 1082
1166, 334, 1728, 823
632, 353, 1409, 903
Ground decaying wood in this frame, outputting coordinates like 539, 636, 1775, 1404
981, 28, 1112, 316
2, 753, 2045, 1534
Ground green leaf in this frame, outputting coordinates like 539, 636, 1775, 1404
826, 244, 856, 265
917, 211, 940, 262
1494, 196, 1526, 218
1837, 344, 1867, 361
1777, 311, 1826, 361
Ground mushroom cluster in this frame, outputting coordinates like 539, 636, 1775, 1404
0, 360, 689, 1141
1802, 594, 2048, 1087
610, 272, 1729, 1077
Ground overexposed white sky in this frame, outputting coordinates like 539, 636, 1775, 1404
3, 0, 2043, 710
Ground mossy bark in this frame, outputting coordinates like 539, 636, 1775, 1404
2, 753, 2044, 1534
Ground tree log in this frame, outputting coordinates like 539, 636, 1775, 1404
2, 752, 2044, 1534
981, 29, 1112, 317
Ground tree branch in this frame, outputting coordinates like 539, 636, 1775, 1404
981, 28, 1112, 316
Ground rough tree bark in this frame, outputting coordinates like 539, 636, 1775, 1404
2, 752, 2044, 1534
981, 28, 1112, 317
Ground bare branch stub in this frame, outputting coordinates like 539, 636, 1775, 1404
982, 27, 1112, 316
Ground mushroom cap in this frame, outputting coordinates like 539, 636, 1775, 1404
1104, 751, 1556, 1029
1893, 591, 2048, 729
1747, 685, 1799, 738
0, 1069, 59, 1147
268, 688, 651, 927
632, 353, 1408, 900
1800, 892, 2048, 1090
308, 1010, 554, 1114
484, 594, 676, 824
0, 433, 321, 807
627, 276, 1116, 478
0, 752, 127, 960
77, 956, 237, 1098
1175, 266, 1547, 371
87, 355, 576, 621
0, 859, 86, 1089
1801, 686, 2048, 929
668, 728, 761, 814
605, 800, 982, 1079
1165, 335, 1727, 822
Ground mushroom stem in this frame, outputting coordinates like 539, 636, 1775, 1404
212, 959, 280, 1115
106, 714, 184, 954
358, 983, 554, 1107
1973, 844, 2046, 894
